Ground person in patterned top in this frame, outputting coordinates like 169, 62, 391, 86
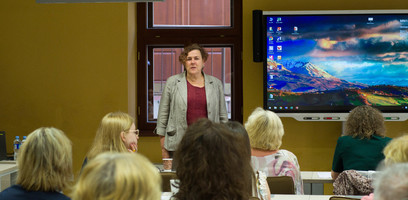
245, 107, 303, 195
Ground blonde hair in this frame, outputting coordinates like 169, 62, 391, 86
71, 152, 162, 200
345, 105, 386, 139
383, 134, 408, 165
87, 112, 134, 160
245, 107, 284, 151
17, 127, 72, 192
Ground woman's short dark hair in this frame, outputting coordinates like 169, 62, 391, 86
178, 43, 209, 65
174, 118, 253, 200
345, 105, 386, 139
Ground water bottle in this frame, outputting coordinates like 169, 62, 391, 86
21, 136, 27, 146
13, 136, 21, 161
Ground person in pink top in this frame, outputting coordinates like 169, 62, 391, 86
245, 107, 303, 194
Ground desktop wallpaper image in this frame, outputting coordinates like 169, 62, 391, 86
265, 14, 408, 111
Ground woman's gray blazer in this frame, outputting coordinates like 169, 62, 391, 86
155, 72, 228, 151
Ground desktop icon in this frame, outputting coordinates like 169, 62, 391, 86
277, 55, 282, 60
277, 37, 282, 42
277, 46, 282, 51
277, 27, 282, 31
294, 26, 298, 31
277, 17, 282, 22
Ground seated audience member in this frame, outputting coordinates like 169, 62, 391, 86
225, 121, 271, 200
373, 163, 408, 200
82, 111, 139, 168
0, 127, 72, 200
360, 134, 408, 200
331, 105, 392, 180
245, 107, 303, 194
173, 118, 255, 200
71, 152, 161, 200
383, 134, 408, 166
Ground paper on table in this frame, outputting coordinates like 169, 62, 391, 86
317, 172, 332, 179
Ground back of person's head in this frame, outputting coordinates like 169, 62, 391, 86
87, 111, 134, 160
245, 107, 284, 151
373, 163, 408, 200
17, 127, 72, 192
71, 152, 162, 200
224, 120, 251, 158
345, 105, 386, 139
174, 118, 252, 200
383, 134, 408, 166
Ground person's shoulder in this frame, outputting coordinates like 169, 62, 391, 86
38, 191, 71, 200
278, 149, 298, 158
168, 73, 184, 81
204, 73, 222, 83
279, 149, 294, 155
338, 135, 354, 142
371, 135, 392, 142
165, 73, 185, 85
55, 193, 71, 200
0, 185, 23, 194
382, 136, 392, 142
0, 185, 25, 199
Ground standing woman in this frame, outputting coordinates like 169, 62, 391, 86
155, 43, 228, 167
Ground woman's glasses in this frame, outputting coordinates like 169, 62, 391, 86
125, 129, 139, 136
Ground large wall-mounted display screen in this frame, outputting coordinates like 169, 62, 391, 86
263, 10, 408, 119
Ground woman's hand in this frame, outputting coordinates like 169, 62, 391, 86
128, 143, 137, 152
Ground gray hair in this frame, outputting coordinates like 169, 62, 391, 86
373, 163, 408, 200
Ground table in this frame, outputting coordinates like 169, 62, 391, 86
161, 192, 361, 200
301, 171, 333, 195
155, 167, 334, 195
0, 161, 18, 192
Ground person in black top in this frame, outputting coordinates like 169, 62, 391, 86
0, 127, 72, 200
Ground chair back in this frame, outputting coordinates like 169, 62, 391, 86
160, 172, 178, 192
329, 196, 361, 200
266, 176, 295, 194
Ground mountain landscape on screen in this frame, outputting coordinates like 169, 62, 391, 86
266, 61, 408, 106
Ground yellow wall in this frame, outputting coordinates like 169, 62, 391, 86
0, 0, 131, 176
1, 0, 408, 190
